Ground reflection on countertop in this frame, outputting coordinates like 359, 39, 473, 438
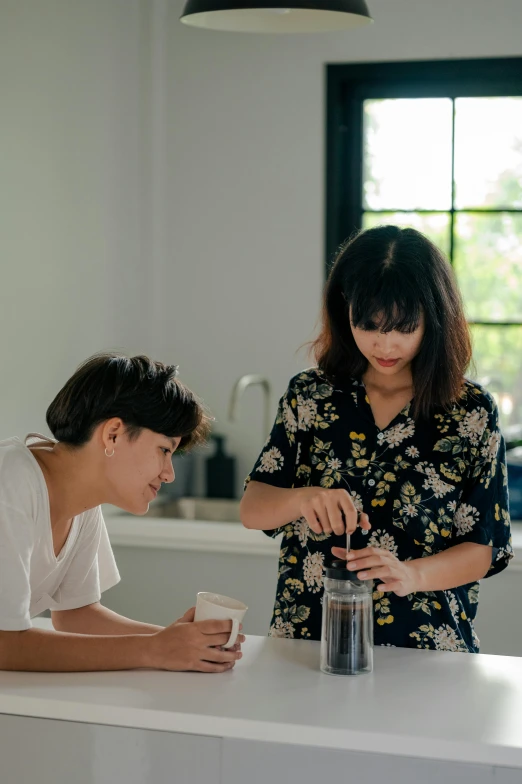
146, 497, 241, 523
103, 498, 241, 523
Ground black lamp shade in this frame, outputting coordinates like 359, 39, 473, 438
180, 0, 373, 33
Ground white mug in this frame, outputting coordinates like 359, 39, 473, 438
194, 592, 248, 649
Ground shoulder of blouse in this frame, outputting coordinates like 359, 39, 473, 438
286, 367, 360, 396
458, 378, 498, 417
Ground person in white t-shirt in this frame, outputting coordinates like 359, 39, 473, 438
0, 353, 244, 673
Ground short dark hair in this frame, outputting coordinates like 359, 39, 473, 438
311, 225, 472, 418
46, 353, 211, 448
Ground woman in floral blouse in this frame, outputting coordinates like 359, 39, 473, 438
241, 225, 513, 653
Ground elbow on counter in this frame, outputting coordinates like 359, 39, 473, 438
239, 496, 257, 529
0, 629, 24, 671
0, 633, 6, 670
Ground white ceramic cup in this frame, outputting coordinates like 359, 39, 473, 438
194, 592, 248, 649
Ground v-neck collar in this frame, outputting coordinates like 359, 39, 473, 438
24, 434, 80, 563
356, 379, 413, 434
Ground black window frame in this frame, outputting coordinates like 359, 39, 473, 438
325, 57, 522, 298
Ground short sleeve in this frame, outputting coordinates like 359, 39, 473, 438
0, 456, 37, 631
244, 376, 309, 538
50, 507, 120, 611
453, 397, 513, 577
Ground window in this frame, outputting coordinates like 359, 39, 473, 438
326, 59, 522, 437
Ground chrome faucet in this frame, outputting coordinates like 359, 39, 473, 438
229, 374, 272, 438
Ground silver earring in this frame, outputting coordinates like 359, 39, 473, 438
105, 447, 115, 458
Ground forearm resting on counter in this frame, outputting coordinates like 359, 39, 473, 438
52, 602, 164, 636
0, 627, 150, 672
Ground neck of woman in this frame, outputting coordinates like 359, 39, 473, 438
363, 364, 413, 396
31, 444, 104, 526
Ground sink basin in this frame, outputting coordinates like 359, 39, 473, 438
146, 497, 242, 523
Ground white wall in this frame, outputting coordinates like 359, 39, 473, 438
2, 0, 522, 493
0, 0, 154, 436
160, 0, 522, 492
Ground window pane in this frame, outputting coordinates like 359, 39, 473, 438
454, 97, 522, 209
362, 212, 451, 257
454, 213, 522, 321
469, 325, 522, 431
363, 99, 453, 211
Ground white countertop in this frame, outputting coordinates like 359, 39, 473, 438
2, 634, 522, 768
105, 515, 280, 556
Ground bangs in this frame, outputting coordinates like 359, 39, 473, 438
124, 374, 211, 450
347, 271, 423, 334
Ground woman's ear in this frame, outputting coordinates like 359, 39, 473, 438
101, 418, 125, 450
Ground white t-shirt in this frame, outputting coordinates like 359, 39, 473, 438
0, 434, 121, 631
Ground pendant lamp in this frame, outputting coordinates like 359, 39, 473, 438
180, 1, 373, 34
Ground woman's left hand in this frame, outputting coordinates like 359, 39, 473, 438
331, 546, 418, 597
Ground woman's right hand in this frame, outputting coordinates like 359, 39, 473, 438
146, 608, 245, 673
298, 487, 371, 537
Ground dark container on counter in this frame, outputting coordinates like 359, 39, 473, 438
205, 433, 236, 499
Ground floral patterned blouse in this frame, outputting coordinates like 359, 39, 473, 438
245, 368, 513, 653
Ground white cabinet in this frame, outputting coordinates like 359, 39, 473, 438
475, 567, 522, 656
0, 714, 221, 784
105, 539, 280, 637
222, 740, 497, 784
1, 714, 518, 784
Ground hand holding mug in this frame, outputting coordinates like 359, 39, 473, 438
147, 606, 245, 673
194, 592, 248, 649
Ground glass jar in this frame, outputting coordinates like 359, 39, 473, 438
320, 560, 374, 676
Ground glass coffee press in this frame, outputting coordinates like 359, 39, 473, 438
320, 529, 374, 676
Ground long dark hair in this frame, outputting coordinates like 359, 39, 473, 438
46, 353, 211, 448
311, 226, 472, 418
